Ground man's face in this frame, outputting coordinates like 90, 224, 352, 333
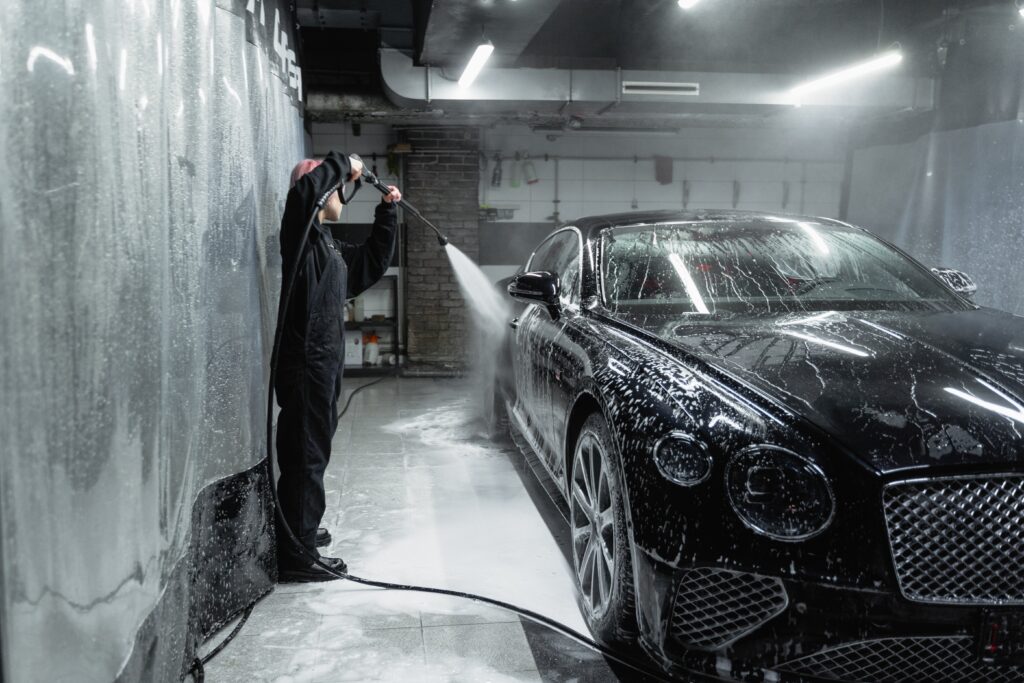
323, 190, 343, 221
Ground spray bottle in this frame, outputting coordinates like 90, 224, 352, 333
491, 153, 502, 187
363, 332, 380, 366
522, 154, 539, 185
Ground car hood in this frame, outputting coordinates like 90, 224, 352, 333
614, 307, 1024, 474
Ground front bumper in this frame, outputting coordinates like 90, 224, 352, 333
632, 548, 1024, 682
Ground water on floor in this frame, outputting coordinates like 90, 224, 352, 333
204, 378, 640, 683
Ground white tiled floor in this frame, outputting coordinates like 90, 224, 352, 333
205, 378, 590, 683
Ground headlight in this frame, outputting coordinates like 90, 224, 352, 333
654, 432, 713, 486
725, 446, 834, 542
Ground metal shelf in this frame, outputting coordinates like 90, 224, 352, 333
345, 319, 397, 329
344, 366, 400, 378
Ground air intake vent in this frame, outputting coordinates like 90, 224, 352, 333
622, 80, 700, 96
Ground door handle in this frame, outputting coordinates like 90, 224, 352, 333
509, 317, 519, 330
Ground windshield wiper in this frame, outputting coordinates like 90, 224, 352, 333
792, 276, 840, 295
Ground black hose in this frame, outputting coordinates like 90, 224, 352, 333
360, 169, 449, 246
337, 375, 388, 421
182, 375, 381, 683
196, 185, 680, 682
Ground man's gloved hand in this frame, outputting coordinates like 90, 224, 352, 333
347, 154, 364, 182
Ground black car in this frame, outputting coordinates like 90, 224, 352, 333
489, 210, 1024, 682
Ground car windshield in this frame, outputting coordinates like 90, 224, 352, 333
601, 219, 965, 315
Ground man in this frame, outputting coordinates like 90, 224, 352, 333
276, 151, 401, 582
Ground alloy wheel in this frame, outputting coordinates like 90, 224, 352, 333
570, 430, 616, 620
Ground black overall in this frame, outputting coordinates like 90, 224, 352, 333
276, 151, 397, 562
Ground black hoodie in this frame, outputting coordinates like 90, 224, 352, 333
277, 151, 397, 376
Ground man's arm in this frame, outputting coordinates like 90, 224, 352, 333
339, 200, 399, 299
280, 152, 354, 264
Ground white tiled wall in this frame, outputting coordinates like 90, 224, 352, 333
354, 280, 394, 319
479, 125, 846, 225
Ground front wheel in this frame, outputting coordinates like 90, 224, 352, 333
570, 413, 638, 645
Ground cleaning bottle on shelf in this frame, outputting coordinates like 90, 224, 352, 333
363, 332, 380, 366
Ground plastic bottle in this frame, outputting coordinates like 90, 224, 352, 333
364, 332, 380, 366
522, 154, 539, 185
510, 152, 521, 188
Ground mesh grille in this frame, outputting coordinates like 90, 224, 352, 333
883, 475, 1024, 604
669, 567, 787, 650
776, 636, 1024, 683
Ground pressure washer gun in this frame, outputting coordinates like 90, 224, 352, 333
353, 154, 449, 247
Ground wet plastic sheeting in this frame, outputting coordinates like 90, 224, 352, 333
0, 1, 304, 680
847, 119, 1024, 315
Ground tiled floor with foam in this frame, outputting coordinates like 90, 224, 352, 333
204, 377, 633, 683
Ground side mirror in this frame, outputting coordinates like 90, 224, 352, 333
508, 271, 562, 319
931, 267, 978, 298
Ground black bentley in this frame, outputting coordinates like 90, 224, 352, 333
489, 210, 1024, 682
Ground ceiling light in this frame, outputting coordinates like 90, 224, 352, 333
458, 43, 494, 89
783, 331, 870, 357
678, 0, 701, 8
788, 50, 903, 105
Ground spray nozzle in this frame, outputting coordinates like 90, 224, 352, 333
360, 166, 449, 249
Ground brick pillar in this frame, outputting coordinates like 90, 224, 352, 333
400, 126, 480, 370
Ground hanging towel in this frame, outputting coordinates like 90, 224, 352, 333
654, 155, 673, 185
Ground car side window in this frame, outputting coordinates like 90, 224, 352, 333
528, 231, 581, 307
527, 237, 560, 274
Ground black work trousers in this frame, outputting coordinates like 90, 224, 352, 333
275, 361, 343, 560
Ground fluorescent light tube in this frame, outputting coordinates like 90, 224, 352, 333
458, 43, 494, 89
668, 253, 710, 314
789, 50, 903, 105
678, 0, 701, 8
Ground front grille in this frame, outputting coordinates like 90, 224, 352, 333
883, 475, 1024, 604
775, 636, 1024, 683
669, 567, 787, 650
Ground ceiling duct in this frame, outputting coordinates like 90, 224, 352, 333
622, 81, 700, 96
316, 49, 934, 123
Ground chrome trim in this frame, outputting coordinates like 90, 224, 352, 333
723, 445, 836, 543
882, 472, 1024, 605
652, 431, 713, 487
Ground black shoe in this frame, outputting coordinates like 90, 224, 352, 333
278, 555, 348, 583
315, 527, 331, 548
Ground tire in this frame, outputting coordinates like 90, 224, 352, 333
569, 412, 638, 646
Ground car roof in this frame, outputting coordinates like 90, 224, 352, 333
569, 209, 850, 242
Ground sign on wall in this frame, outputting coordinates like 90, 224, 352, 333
227, 0, 303, 104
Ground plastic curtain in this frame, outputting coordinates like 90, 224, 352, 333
0, 1, 305, 679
